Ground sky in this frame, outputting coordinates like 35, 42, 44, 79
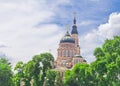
0, 0, 120, 67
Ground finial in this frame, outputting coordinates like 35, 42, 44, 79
66, 24, 69, 32
73, 12, 76, 24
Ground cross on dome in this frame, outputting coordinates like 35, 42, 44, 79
66, 24, 70, 32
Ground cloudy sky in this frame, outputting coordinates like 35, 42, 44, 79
0, 0, 120, 66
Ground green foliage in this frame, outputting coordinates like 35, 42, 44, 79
13, 52, 54, 86
64, 63, 93, 86
43, 70, 57, 86
94, 47, 104, 60
54, 72, 64, 86
91, 36, 120, 85
13, 61, 24, 86
0, 57, 13, 86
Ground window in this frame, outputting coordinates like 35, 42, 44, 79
64, 50, 66, 57
68, 50, 70, 57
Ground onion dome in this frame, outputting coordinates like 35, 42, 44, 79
60, 31, 75, 43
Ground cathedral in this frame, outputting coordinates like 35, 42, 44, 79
53, 14, 86, 71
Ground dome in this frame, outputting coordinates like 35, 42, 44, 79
60, 31, 75, 43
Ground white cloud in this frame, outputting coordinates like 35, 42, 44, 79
80, 12, 120, 63
0, 0, 68, 67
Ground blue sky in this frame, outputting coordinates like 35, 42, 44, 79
0, 0, 120, 66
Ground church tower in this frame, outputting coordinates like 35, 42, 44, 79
71, 13, 80, 55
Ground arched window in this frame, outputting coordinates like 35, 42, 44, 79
64, 50, 66, 57
68, 50, 70, 57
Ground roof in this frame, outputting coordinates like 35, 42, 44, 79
71, 25, 78, 34
74, 54, 83, 58
60, 31, 75, 43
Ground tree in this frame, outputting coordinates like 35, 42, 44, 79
54, 72, 63, 86
43, 70, 57, 86
23, 61, 35, 86
64, 63, 93, 86
32, 52, 54, 86
13, 61, 25, 86
13, 52, 54, 86
92, 36, 120, 85
0, 57, 13, 86
39, 53, 54, 85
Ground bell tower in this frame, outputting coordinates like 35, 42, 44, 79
71, 12, 80, 55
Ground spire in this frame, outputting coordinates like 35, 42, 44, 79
73, 12, 76, 25
71, 12, 78, 34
